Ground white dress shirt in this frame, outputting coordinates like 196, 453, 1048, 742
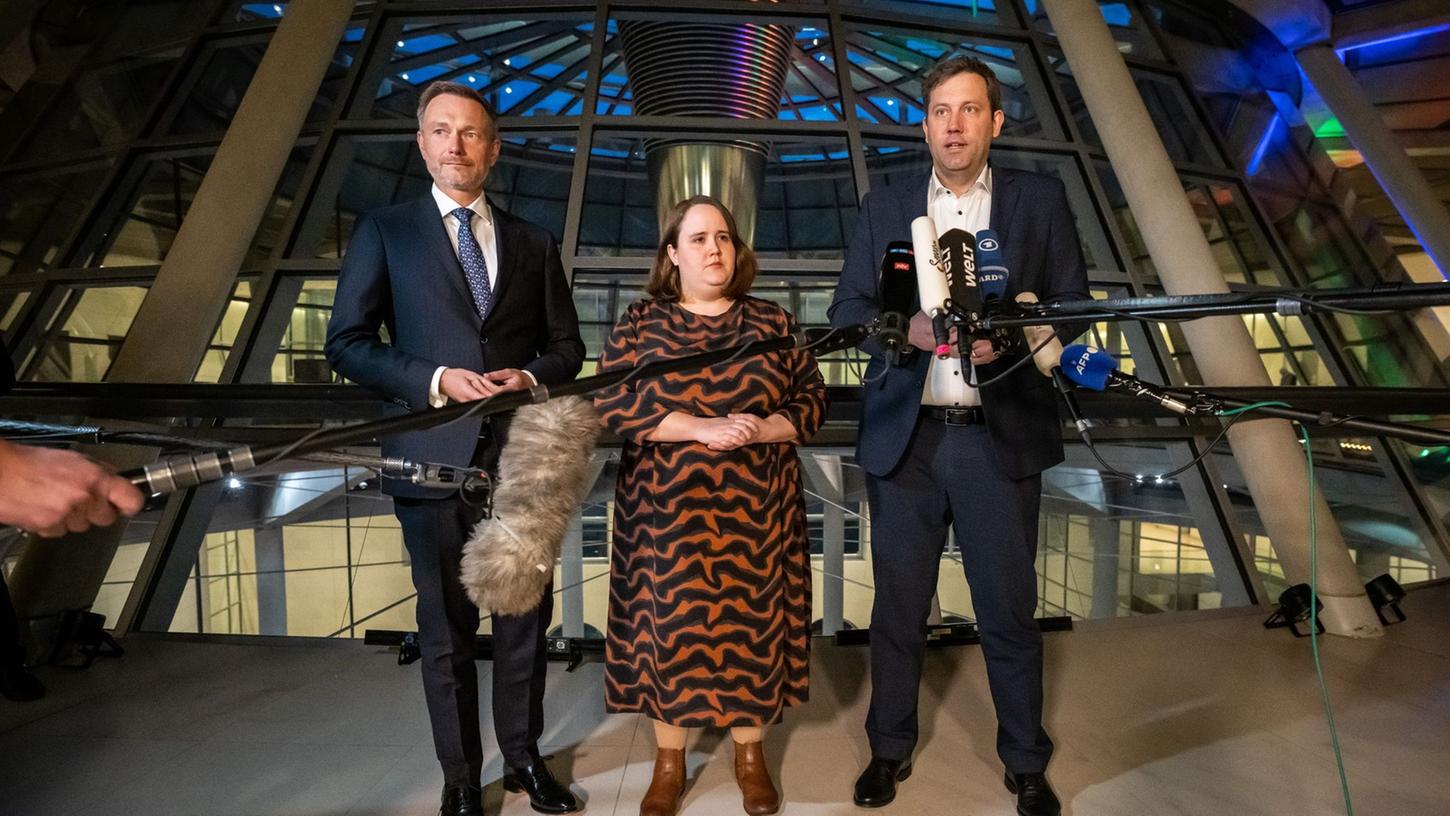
426, 185, 533, 406
922, 165, 992, 407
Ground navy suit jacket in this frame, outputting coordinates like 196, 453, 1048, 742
325, 197, 585, 498
828, 166, 1090, 480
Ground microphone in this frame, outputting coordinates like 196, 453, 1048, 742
938, 227, 979, 359
974, 228, 1020, 354
877, 241, 917, 367
975, 229, 1008, 312
1017, 292, 1089, 435
1060, 344, 1203, 416
911, 216, 953, 359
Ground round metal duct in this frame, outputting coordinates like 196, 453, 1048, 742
619, 21, 794, 242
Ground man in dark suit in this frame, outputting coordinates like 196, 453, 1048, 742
325, 81, 584, 816
829, 56, 1089, 816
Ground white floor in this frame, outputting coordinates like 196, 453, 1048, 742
3, 584, 1449, 816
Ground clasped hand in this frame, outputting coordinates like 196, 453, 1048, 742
440, 367, 529, 402
696, 414, 765, 451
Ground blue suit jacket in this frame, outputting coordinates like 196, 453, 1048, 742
325, 197, 585, 498
828, 166, 1090, 480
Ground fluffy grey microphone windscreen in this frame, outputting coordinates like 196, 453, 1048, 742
460, 396, 602, 615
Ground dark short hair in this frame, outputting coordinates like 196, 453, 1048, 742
647, 196, 758, 302
415, 80, 498, 138
921, 54, 1002, 113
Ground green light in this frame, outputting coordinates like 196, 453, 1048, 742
1313, 117, 1345, 139
1423, 449, 1433, 458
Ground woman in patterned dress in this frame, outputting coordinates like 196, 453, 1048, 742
594, 196, 828, 816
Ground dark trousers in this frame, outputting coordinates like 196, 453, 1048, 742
864, 418, 1053, 773
394, 488, 553, 786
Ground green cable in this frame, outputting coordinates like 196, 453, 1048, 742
1299, 422, 1354, 816
1217, 400, 1291, 416
1216, 401, 1354, 814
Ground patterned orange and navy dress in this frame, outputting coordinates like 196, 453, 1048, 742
594, 296, 828, 727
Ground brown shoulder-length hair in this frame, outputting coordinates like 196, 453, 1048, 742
646, 195, 758, 302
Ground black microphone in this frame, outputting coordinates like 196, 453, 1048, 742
1059, 344, 1206, 416
938, 227, 979, 359
877, 241, 918, 367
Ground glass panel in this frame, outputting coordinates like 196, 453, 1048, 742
10, 45, 186, 162
1150, 300, 1331, 388
0, 161, 114, 277
571, 284, 617, 378
162, 468, 414, 638
88, 147, 311, 271
166, 27, 362, 136
1038, 440, 1247, 617
274, 279, 338, 383
1025, 0, 1164, 59
1216, 439, 1441, 592
27, 286, 147, 382
364, 16, 595, 120
843, 26, 1057, 138
1096, 164, 1287, 288
846, 0, 1012, 28
95, 154, 210, 268
195, 280, 254, 383
0, 292, 31, 332
297, 134, 575, 259
237, 3, 288, 22
1053, 53, 1223, 167
579, 135, 858, 260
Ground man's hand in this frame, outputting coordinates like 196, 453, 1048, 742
0, 441, 145, 538
908, 311, 964, 354
439, 367, 531, 402
695, 415, 762, 451
968, 338, 999, 366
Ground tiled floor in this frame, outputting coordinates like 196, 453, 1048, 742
3, 583, 1448, 815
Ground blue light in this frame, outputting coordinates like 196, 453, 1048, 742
793, 105, 837, 122
1246, 113, 1279, 176
972, 44, 1016, 61
1335, 22, 1450, 56
1100, 3, 1133, 28
395, 34, 454, 54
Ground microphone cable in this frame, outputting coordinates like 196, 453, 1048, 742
1215, 403, 1355, 816
1066, 393, 1356, 814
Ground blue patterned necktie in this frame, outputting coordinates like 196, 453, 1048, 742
451, 206, 492, 319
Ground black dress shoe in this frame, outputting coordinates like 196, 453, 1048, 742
439, 783, 482, 816
853, 756, 912, 808
503, 758, 580, 814
1004, 771, 1061, 816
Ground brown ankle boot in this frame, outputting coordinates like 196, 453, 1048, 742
733, 741, 780, 815
640, 747, 686, 816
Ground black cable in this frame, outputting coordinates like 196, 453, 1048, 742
1279, 293, 1393, 316
969, 329, 1060, 388
1076, 410, 1247, 483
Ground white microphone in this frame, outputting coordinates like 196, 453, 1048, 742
1014, 292, 1061, 377
1015, 292, 1090, 436
911, 215, 953, 358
